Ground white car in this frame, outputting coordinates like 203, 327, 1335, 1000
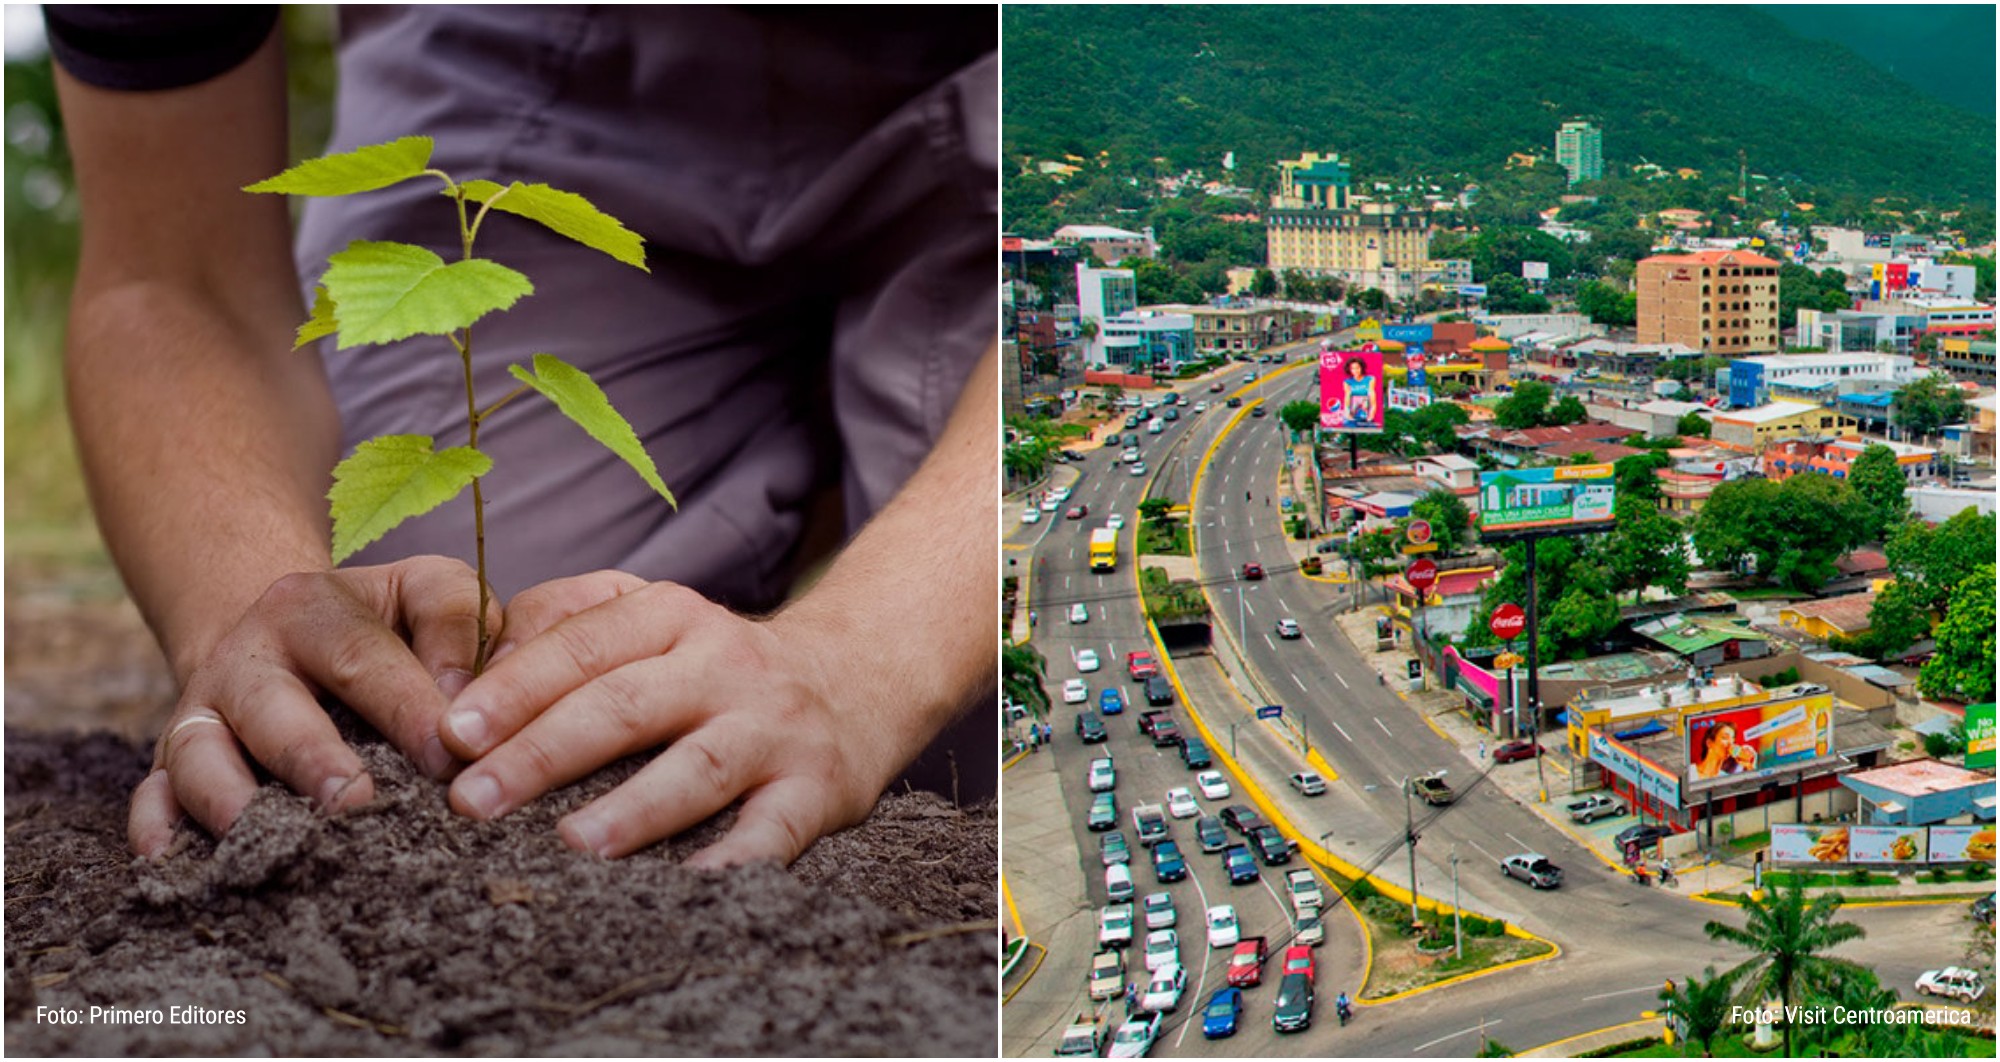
1143, 928, 1179, 972
1053, 486, 1074, 502
1105, 862, 1134, 903
1206, 905, 1240, 949
1040, 496, 1060, 512
1070, 602, 1089, 624
1088, 758, 1116, 792
1063, 679, 1089, 704
1130, 462, 1147, 477
1139, 964, 1187, 1013
1108, 1014, 1160, 1058
1242, 371, 1257, 383
1020, 507, 1041, 525
1192, 401, 1208, 413
1293, 911, 1324, 947
1106, 513, 1126, 529
1165, 787, 1199, 819
1098, 903, 1134, 947
1917, 967, 1987, 1003
1120, 448, 1140, 463
1142, 891, 1177, 930
1077, 649, 1101, 673
1196, 771, 1231, 800
1275, 618, 1301, 639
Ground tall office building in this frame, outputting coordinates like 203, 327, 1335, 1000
1555, 121, 1603, 185
1265, 152, 1432, 300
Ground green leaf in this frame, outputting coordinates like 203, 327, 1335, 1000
320, 240, 533, 347
295, 285, 338, 349
461, 179, 648, 271
327, 435, 492, 564
509, 354, 675, 507
244, 136, 434, 197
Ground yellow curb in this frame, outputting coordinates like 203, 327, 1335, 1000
1306, 748, 1339, 782
1000, 940, 1048, 1004
1514, 1017, 1659, 1058
1691, 891, 1992, 909
1001, 872, 1027, 939
1414, 704, 1453, 742
1002, 542, 1032, 551
1002, 748, 1030, 772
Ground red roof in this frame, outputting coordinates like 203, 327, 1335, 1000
1639, 250, 1780, 267
1782, 592, 1877, 635
1538, 441, 1646, 463
1388, 567, 1498, 600
1495, 423, 1634, 448
1835, 550, 1888, 576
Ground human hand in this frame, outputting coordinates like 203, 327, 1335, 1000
128, 555, 499, 857
437, 571, 893, 868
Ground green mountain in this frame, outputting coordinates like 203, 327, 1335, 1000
1757, 4, 1996, 117
1003, 5, 1994, 209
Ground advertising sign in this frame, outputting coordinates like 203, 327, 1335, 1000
1355, 317, 1383, 342
1848, 826, 1927, 865
1405, 348, 1429, 390
1521, 261, 1549, 282
1386, 385, 1432, 412
1489, 603, 1526, 641
1405, 558, 1438, 594
1966, 703, 1995, 770
1457, 284, 1487, 298
1476, 465, 1616, 536
1683, 699, 1834, 791
1587, 731, 1681, 808
1771, 824, 1851, 865
1256, 705, 1284, 720
1930, 825, 1998, 864
1319, 343, 1386, 433
1383, 324, 1434, 349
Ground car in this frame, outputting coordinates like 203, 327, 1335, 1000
1088, 758, 1116, 793
1973, 894, 1995, 926
1075, 711, 1108, 743
1098, 902, 1134, 948
1223, 845, 1259, 884
1076, 649, 1101, 673
1056, 1017, 1107, 1058
1286, 868, 1324, 911
1089, 949, 1125, 1002
1069, 602, 1089, 624
1107, 1014, 1161, 1059
1129, 462, 1147, 476
1412, 775, 1455, 806
1106, 513, 1125, 529
1119, 447, 1140, 463
1165, 787, 1199, 819
1250, 405, 1267, 418
1281, 943, 1316, 982
1242, 372, 1257, 383
1142, 891, 1177, 930
1142, 398, 1159, 411
1493, 740, 1545, 763
1098, 687, 1127, 715
1272, 972, 1314, 1033
1066, 505, 1089, 520
1501, 853, 1563, 889
1059, 449, 1085, 462
1293, 911, 1324, 946
1196, 771, 1231, 800
1053, 486, 1073, 502
1276, 618, 1302, 639
1124, 414, 1141, 429
1100, 830, 1130, 866
1020, 507, 1041, 525
1241, 563, 1264, 580
1151, 840, 1188, 883
1193, 401, 1208, 413
1163, 408, 1180, 422
1249, 825, 1296, 865
1195, 815, 1228, 853
1226, 936, 1268, 987
1131, 803, 1169, 847
1178, 738, 1211, 770
1127, 652, 1160, 680
1142, 929, 1179, 972
1615, 824, 1673, 852
1143, 674, 1175, 706
1219, 804, 1267, 836
1201, 986, 1244, 1039
1206, 904, 1240, 948
1289, 771, 1327, 797
1917, 967, 1986, 1003
1105, 862, 1134, 902
1040, 496, 1061, 512
1088, 793, 1118, 831
1566, 794, 1627, 824
1226, 396, 1242, 408
1210, 381, 1226, 393
1063, 679, 1089, 704
1103, 432, 1121, 446
1139, 964, 1187, 1014
1149, 718, 1181, 747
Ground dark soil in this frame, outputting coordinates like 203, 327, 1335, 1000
4, 726, 997, 1056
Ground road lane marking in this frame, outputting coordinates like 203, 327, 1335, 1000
1466, 839, 1499, 862
1373, 717, 1392, 736
1241, 597, 1254, 616
1304, 634, 1318, 649
1064, 575, 1071, 590
1290, 672, 1307, 693
1264, 633, 1276, 651
1505, 832, 1533, 852
1582, 985, 1662, 1002
1334, 672, 1348, 689
1330, 720, 1353, 742
1413, 1021, 1501, 1053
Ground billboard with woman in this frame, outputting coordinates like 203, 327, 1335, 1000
1319, 340, 1385, 433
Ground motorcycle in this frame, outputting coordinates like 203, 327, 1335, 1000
1630, 866, 1652, 887
1336, 997, 1353, 1026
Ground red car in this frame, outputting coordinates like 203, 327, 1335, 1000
1066, 505, 1089, 520
1493, 741, 1545, 764
1225, 937, 1268, 987
1241, 563, 1264, 581
1281, 944, 1315, 982
1126, 651, 1160, 681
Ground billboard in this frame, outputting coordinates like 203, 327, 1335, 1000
1383, 323, 1434, 349
1930, 825, 1997, 864
1387, 385, 1432, 412
1476, 465, 1615, 536
1683, 699, 1834, 791
1774, 824, 1993, 865
1966, 703, 1994, 770
1522, 261, 1550, 282
1587, 731, 1682, 808
1320, 342, 1386, 433
1405, 349, 1428, 390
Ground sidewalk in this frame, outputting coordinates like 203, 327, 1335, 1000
998, 737, 1099, 1057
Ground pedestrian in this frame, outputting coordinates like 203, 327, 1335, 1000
1478, 740, 1486, 762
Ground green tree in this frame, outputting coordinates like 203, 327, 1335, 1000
1703, 881, 1866, 1058
1547, 395, 1588, 426
1614, 451, 1668, 507
1676, 410, 1711, 437
1844, 444, 1908, 542
1494, 379, 1554, 429
1278, 399, 1320, 435
1251, 267, 1278, 297
1920, 564, 1996, 703
1352, 287, 1388, 311
1891, 371, 1969, 437
1001, 642, 1050, 718
1605, 495, 1688, 602
1692, 475, 1864, 593
1576, 280, 1637, 326
1658, 967, 1737, 1058
1838, 579, 1930, 660
1137, 497, 1175, 524
1346, 526, 1404, 579
1408, 489, 1472, 557
1481, 272, 1550, 315
1797, 966, 1902, 1058
1885, 508, 1997, 611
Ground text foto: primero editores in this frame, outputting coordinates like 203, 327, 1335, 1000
35, 1005, 248, 1026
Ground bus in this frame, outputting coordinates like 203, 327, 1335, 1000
1088, 528, 1118, 573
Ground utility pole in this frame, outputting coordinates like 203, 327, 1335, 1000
1404, 776, 1420, 928
1525, 536, 1547, 803
1451, 846, 1462, 960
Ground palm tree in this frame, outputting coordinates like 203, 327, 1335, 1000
1001, 642, 1050, 720
1799, 965, 1899, 1057
1703, 880, 1866, 1057
1658, 966, 1735, 1057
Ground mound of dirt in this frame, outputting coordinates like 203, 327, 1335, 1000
3, 727, 996, 1056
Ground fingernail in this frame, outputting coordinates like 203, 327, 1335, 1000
561, 812, 611, 857
436, 668, 472, 699
419, 734, 454, 779
457, 772, 504, 820
488, 641, 517, 666
445, 708, 490, 753
316, 775, 353, 810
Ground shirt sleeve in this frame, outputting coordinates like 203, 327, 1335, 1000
42, 5, 280, 90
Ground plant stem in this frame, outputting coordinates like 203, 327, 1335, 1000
475, 382, 532, 424
449, 181, 493, 675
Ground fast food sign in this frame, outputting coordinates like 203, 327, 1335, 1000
1773, 824, 1992, 866
1683, 698, 1834, 792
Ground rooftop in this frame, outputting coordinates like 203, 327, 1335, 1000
1055, 224, 1147, 241
1419, 454, 1481, 472
1713, 400, 1823, 425
1632, 613, 1771, 656
1494, 423, 1635, 448
1582, 675, 1808, 722
1538, 440, 1646, 464
1639, 249, 1780, 267
1780, 592, 1878, 634
1843, 758, 1994, 799
1637, 399, 1708, 417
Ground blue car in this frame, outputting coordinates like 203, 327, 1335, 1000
1223, 844, 1258, 885
1201, 986, 1243, 1039
1099, 687, 1126, 715
1152, 839, 1188, 883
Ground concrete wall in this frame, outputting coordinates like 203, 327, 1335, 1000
1706, 651, 1895, 714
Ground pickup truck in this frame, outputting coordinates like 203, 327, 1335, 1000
1132, 803, 1169, 847
1412, 775, 1455, 806
1137, 710, 1171, 738
1151, 718, 1182, 747
1566, 793, 1627, 824
1225, 935, 1268, 987
1088, 950, 1124, 1002
1055, 1011, 1109, 1057
1285, 869, 1323, 912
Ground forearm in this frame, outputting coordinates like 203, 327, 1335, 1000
773, 344, 999, 788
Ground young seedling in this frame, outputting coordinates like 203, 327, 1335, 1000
248, 136, 675, 673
